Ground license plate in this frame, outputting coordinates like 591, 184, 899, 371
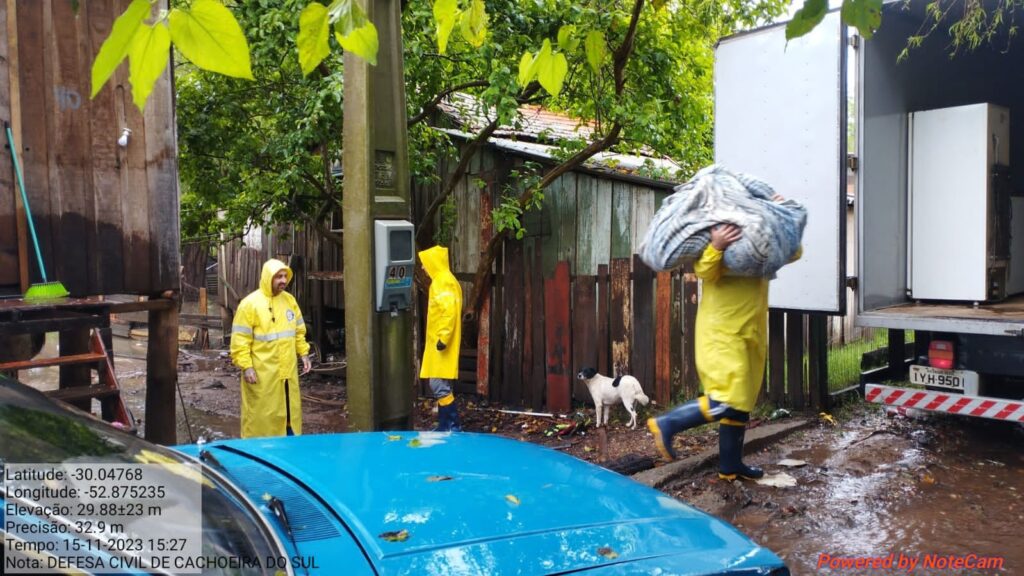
909, 364, 978, 392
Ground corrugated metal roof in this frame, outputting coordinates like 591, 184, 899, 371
437, 92, 596, 141
434, 127, 682, 189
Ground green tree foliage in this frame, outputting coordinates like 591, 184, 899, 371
176, 0, 346, 244
173, 0, 785, 249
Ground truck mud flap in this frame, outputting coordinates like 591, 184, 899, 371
865, 384, 1024, 422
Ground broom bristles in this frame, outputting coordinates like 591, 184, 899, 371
24, 281, 70, 301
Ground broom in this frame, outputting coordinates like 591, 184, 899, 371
5, 122, 69, 300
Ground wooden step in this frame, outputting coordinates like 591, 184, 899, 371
47, 384, 120, 403
0, 352, 107, 372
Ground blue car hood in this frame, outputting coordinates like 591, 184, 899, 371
181, 432, 783, 575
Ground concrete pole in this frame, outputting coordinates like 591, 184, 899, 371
343, 0, 413, 431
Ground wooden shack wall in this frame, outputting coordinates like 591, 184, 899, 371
435, 145, 672, 281
0, 0, 178, 297
219, 226, 344, 348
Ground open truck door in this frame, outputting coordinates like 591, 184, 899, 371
714, 11, 847, 314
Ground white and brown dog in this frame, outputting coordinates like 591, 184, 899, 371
577, 367, 650, 429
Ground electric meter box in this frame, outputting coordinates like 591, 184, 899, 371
374, 220, 415, 312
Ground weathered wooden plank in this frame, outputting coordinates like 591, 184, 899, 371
144, 2, 179, 292
541, 177, 558, 277
575, 176, 596, 275
610, 182, 632, 259
146, 304, 178, 444
523, 238, 536, 408
768, 309, 785, 406
571, 274, 597, 402
476, 165, 493, 398
631, 255, 654, 397
593, 179, 613, 269
656, 271, 672, 406
631, 187, 656, 256
528, 239, 545, 410
16, 0, 55, 283
808, 313, 827, 411
502, 237, 524, 405
597, 263, 610, 375
786, 313, 805, 409
554, 173, 577, 274
0, 0, 19, 287
681, 264, 699, 398
87, 0, 124, 294
544, 260, 571, 412
610, 257, 631, 375
670, 270, 683, 400
118, 64, 151, 293
465, 155, 481, 272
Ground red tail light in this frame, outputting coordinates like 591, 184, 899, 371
928, 340, 954, 370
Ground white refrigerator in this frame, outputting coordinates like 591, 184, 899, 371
909, 103, 1012, 301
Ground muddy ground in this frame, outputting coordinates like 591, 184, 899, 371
172, 347, 1024, 575
18, 334, 1023, 574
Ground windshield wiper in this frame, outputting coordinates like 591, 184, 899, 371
268, 496, 309, 576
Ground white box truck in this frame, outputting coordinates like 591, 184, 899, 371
714, 3, 1024, 423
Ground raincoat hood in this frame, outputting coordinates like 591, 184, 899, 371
260, 259, 293, 297
418, 246, 450, 280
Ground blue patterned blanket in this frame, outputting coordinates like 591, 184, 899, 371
639, 165, 806, 278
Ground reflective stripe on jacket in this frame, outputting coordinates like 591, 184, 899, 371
230, 259, 310, 437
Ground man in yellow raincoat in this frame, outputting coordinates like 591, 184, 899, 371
648, 197, 799, 480
230, 259, 311, 438
419, 245, 462, 431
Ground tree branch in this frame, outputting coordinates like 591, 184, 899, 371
463, 0, 645, 320
414, 83, 541, 250
408, 79, 490, 127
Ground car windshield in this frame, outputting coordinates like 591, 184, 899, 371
0, 377, 288, 575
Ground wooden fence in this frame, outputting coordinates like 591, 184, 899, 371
458, 255, 833, 414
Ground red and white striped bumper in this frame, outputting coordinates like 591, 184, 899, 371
866, 384, 1024, 422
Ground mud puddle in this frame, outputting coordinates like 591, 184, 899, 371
668, 405, 1022, 574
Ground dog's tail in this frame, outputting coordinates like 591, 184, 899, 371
631, 379, 650, 405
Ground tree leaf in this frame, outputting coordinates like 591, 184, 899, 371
841, 0, 883, 39
378, 529, 410, 542
91, 0, 151, 98
786, 0, 829, 40
557, 24, 578, 52
459, 0, 488, 47
584, 30, 606, 73
297, 2, 331, 76
168, 0, 253, 80
334, 20, 379, 65
433, 0, 459, 54
517, 51, 536, 87
128, 23, 172, 111
538, 48, 567, 96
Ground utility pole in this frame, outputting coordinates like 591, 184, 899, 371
342, 0, 414, 430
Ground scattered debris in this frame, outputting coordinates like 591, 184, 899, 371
755, 472, 798, 488
776, 459, 807, 468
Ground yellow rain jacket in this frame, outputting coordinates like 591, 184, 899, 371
694, 244, 802, 412
230, 259, 310, 437
419, 246, 462, 379
694, 245, 769, 413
